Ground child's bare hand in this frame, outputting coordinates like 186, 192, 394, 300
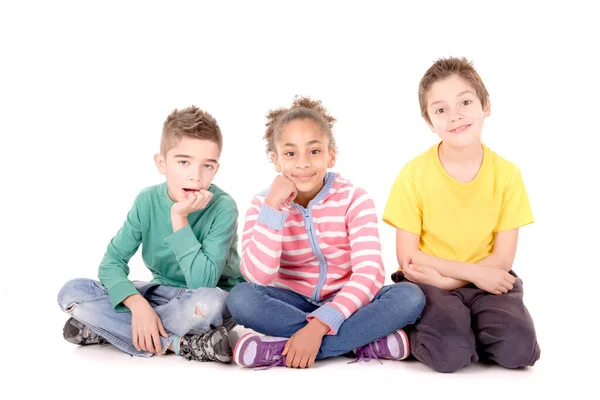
282, 319, 327, 368
471, 267, 516, 295
403, 260, 446, 288
125, 295, 169, 354
171, 189, 213, 217
265, 175, 297, 210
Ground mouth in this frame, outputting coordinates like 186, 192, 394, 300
292, 174, 316, 181
182, 188, 200, 197
449, 124, 471, 134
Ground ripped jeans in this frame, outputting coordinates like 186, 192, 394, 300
57, 278, 231, 357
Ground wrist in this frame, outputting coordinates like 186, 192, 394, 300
123, 294, 146, 312
307, 318, 330, 336
171, 212, 189, 231
264, 198, 282, 210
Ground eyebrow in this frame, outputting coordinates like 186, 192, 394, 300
282, 140, 323, 147
429, 90, 475, 107
174, 154, 218, 163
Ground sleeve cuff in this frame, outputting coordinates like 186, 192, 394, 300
257, 204, 288, 231
308, 304, 346, 335
164, 224, 202, 257
108, 281, 139, 312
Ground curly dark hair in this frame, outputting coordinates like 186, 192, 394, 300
263, 96, 337, 157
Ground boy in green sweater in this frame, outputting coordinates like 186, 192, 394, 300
57, 106, 244, 362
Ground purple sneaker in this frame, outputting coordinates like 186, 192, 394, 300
353, 329, 410, 363
233, 333, 287, 368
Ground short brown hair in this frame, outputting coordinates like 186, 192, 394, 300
161, 106, 222, 155
419, 57, 490, 125
264, 96, 336, 157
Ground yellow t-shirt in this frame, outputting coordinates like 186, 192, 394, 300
383, 143, 533, 263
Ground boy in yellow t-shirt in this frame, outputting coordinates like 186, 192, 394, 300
383, 57, 540, 373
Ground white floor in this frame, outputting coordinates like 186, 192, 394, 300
5, 297, 593, 400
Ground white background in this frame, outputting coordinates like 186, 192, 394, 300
1, 1, 598, 398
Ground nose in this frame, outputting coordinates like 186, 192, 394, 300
296, 153, 310, 168
189, 167, 204, 183
449, 108, 463, 122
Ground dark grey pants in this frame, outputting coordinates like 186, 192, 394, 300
392, 270, 540, 373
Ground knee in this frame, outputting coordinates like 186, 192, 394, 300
187, 288, 227, 324
488, 324, 540, 368
412, 331, 477, 373
226, 283, 256, 319
386, 282, 426, 322
57, 278, 104, 311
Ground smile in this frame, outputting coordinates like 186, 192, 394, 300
292, 174, 316, 181
449, 124, 471, 133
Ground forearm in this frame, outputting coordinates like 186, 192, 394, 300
165, 224, 226, 288
403, 250, 475, 281
171, 213, 188, 232
476, 252, 513, 271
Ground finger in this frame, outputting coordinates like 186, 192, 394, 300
192, 192, 204, 208
158, 320, 169, 338
502, 281, 514, 292
507, 274, 516, 284
286, 349, 295, 368
308, 354, 317, 368
145, 333, 155, 353
411, 264, 423, 273
139, 336, 148, 352
300, 354, 310, 368
133, 332, 141, 352
282, 339, 291, 356
291, 353, 301, 368
153, 331, 163, 354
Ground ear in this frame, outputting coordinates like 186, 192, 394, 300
154, 153, 166, 175
328, 147, 336, 168
483, 98, 491, 118
271, 152, 282, 173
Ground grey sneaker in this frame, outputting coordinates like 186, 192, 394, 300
63, 318, 107, 346
179, 326, 232, 363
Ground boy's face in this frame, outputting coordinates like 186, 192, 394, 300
271, 119, 336, 200
425, 74, 490, 148
154, 136, 220, 202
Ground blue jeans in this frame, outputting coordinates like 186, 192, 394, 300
226, 282, 425, 359
57, 278, 231, 358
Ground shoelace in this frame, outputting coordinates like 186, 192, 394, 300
255, 343, 287, 370
349, 341, 383, 364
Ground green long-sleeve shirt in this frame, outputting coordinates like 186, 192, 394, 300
98, 182, 244, 311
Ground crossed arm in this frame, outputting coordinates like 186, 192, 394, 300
395, 228, 519, 294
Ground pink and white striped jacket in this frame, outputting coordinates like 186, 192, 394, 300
240, 172, 385, 334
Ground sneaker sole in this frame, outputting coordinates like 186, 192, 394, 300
233, 332, 255, 367
398, 329, 410, 360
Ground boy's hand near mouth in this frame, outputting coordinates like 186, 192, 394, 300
171, 189, 213, 231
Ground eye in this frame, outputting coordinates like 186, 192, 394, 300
204, 164, 214, 170
461, 100, 472, 106
435, 108, 445, 114
285, 151, 295, 157
310, 149, 320, 155
178, 160, 190, 166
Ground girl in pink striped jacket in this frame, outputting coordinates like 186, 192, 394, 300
226, 97, 425, 368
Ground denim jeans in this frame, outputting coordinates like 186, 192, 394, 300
226, 282, 425, 359
57, 278, 231, 358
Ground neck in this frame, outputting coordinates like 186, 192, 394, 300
439, 141, 483, 165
